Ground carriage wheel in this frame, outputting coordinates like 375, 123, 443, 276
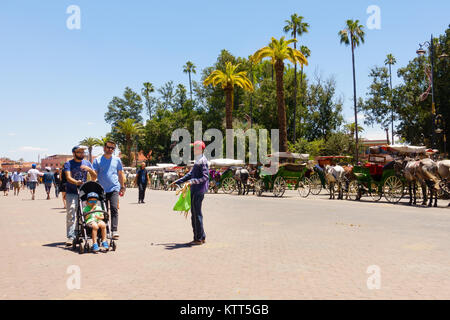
309, 173, 322, 195
439, 180, 450, 197
222, 177, 236, 194
255, 179, 264, 197
369, 182, 382, 202
346, 181, 359, 201
297, 178, 311, 198
383, 176, 404, 203
273, 177, 286, 198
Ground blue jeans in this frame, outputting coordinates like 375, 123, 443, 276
191, 192, 206, 241
65, 193, 79, 239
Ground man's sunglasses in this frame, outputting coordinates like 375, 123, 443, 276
105, 146, 116, 150
88, 200, 97, 204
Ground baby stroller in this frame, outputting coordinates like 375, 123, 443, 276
72, 181, 117, 254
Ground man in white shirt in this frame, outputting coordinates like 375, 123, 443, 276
11, 169, 24, 196
27, 164, 43, 200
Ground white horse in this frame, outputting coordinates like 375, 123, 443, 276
325, 165, 346, 200
163, 172, 178, 191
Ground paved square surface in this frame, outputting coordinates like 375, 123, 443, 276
1, 185, 450, 299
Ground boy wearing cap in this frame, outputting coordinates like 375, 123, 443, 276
171, 141, 209, 245
83, 192, 108, 252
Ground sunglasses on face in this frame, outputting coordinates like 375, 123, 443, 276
106, 146, 116, 150
88, 200, 97, 204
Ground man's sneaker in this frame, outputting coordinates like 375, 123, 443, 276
102, 241, 109, 250
92, 243, 100, 252
112, 232, 119, 240
65, 239, 73, 246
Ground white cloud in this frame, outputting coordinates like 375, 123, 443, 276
87, 122, 95, 126
346, 114, 365, 122
7, 133, 16, 136
19, 146, 48, 152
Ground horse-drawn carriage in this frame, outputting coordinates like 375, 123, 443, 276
309, 156, 353, 196
254, 152, 312, 197
208, 159, 246, 194
346, 145, 424, 203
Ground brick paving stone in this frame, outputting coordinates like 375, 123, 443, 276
0, 186, 449, 299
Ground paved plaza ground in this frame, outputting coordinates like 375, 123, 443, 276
1, 185, 450, 300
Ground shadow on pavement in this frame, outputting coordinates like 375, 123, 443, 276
42, 242, 77, 252
155, 242, 193, 250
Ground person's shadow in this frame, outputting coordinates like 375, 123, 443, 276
155, 242, 193, 250
42, 242, 77, 253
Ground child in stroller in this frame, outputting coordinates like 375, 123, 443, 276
73, 181, 117, 254
83, 192, 108, 252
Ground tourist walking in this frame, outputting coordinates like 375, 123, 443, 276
11, 169, 23, 196
43, 167, 55, 200
135, 162, 150, 203
1, 171, 10, 196
64, 146, 97, 246
93, 140, 125, 240
27, 164, 43, 200
53, 168, 61, 198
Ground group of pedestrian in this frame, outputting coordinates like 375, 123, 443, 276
1, 139, 210, 249
64, 141, 125, 247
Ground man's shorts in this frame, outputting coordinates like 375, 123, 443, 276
28, 181, 37, 190
13, 182, 20, 189
44, 183, 52, 193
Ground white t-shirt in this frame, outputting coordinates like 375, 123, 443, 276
28, 169, 43, 182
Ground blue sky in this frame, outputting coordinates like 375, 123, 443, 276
1, 0, 449, 161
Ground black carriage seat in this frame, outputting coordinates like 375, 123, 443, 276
79, 181, 106, 201
279, 163, 306, 172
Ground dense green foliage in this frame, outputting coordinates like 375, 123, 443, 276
101, 20, 449, 164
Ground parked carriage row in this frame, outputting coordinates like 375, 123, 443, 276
122, 146, 450, 207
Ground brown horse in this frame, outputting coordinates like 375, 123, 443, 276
396, 158, 440, 207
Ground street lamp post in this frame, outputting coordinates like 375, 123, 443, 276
417, 34, 437, 149
417, 36, 449, 151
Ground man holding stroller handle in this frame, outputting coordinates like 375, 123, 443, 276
64, 146, 97, 246
93, 140, 125, 240
170, 140, 209, 246
83, 192, 108, 252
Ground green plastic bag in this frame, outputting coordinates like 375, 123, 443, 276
173, 185, 191, 218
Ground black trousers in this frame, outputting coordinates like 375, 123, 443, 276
105, 191, 119, 232
138, 183, 147, 202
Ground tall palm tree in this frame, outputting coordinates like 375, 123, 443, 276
283, 14, 309, 142
385, 53, 397, 144
115, 118, 144, 166
79, 137, 100, 163
183, 61, 196, 100
203, 62, 254, 129
141, 82, 155, 119
339, 19, 365, 162
251, 37, 308, 152
298, 45, 311, 138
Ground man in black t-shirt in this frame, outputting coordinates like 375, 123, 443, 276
135, 162, 150, 204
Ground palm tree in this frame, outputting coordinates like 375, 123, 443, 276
385, 53, 397, 144
339, 19, 365, 162
203, 62, 254, 129
283, 14, 309, 142
115, 118, 144, 166
79, 137, 101, 163
298, 45, 311, 137
251, 37, 308, 152
183, 61, 196, 100
141, 82, 155, 119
